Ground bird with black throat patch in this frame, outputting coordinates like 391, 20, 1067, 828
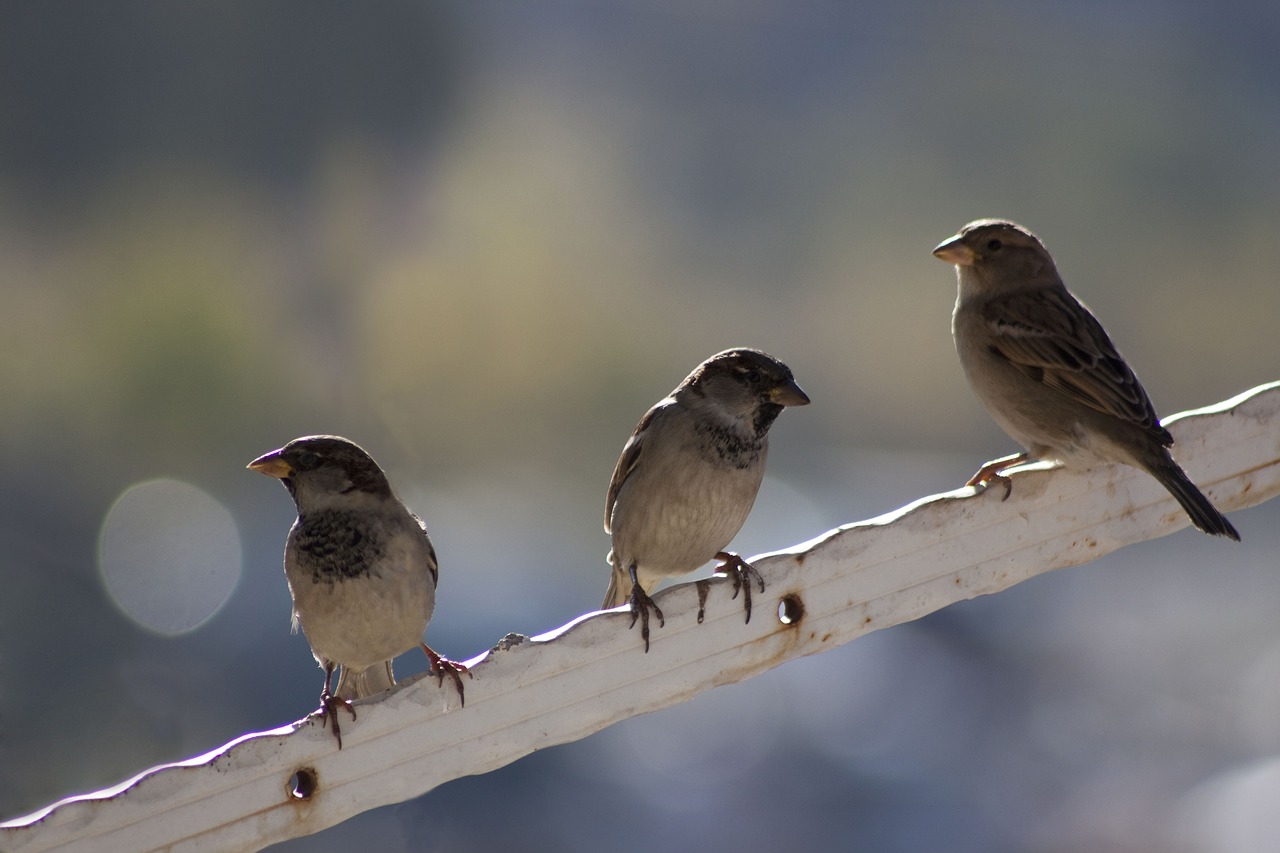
603, 348, 811, 652
249, 435, 469, 748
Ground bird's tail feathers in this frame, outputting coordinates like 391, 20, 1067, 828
602, 564, 628, 610
334, 660, 396, 700
1150, 459, 1240, 541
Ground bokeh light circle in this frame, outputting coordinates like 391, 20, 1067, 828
98, 478, 243, 636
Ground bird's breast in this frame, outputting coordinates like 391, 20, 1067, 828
286, 523, 436, 668
609, 440, 766, 580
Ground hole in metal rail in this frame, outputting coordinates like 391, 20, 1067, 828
288, 767, 318, 801
777, 594, 804, 626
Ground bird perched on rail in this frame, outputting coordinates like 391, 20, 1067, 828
603, 348, 811, 651
933, 218, 1239, 540
249, 435, 468, 748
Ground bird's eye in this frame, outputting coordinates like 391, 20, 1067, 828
294, 450, 319, 470
746, 369, 763, 384
986, 238, 1003, 252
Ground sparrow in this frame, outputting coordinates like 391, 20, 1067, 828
603, 348, 811, 651
933, 218, 1239, 540
248, 435, 467, 748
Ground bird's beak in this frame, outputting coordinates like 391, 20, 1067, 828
247, 451, 292, 479
769, 378, 811, 407
932, 235, 975, 267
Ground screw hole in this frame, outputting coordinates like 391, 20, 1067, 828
288, 767, 318, 801
777, 594, 804, 626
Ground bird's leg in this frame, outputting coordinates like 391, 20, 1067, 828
318, 661, 357, 749
714, 551, 766, 624
420, 642, 471, 707
626, 562, 664, 653
966, 451, 1028, 501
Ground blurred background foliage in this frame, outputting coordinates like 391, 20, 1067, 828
1, 2, 1279, 851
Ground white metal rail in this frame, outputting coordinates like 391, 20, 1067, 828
4, 381, 1278, 853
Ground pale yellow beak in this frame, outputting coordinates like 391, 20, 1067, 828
247, 451, 292, 479
932, 235, 976, 266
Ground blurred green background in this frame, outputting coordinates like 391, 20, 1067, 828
2, 2, 1278, 851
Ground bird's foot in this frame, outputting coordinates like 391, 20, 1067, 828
966, 452, 1027, 501
714, 551, 765, 623
421, 643, 471, 707
627, 583, 664, 653
694, 579, 712, 623
318, 689, 357, 749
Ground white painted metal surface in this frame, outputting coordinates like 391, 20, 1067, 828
4, 382, 1278, 853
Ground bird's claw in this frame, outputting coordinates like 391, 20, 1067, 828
421, 643, 470, 707
967, 470, 1013, 501
715, 551, 765, 623
967, 453, 1026, 501
627, 583, 664, 653
318, 689, 357, 749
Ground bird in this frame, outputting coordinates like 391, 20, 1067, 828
248, 435, 467, 748
603, 348, 811, 651
932, 218, 1239, 540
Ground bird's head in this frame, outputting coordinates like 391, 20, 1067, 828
681, 348, 810, 431
932, 219, 1059, 292
248, 435, 393, 507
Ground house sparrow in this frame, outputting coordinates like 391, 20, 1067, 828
933, 219, 1239, 540
603, 348, 811, 651
248, 435, 467, 748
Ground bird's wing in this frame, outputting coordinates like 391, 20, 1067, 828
982, 288, 1167, 439
413, 513, 439, 586
604, 400, 669, 533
